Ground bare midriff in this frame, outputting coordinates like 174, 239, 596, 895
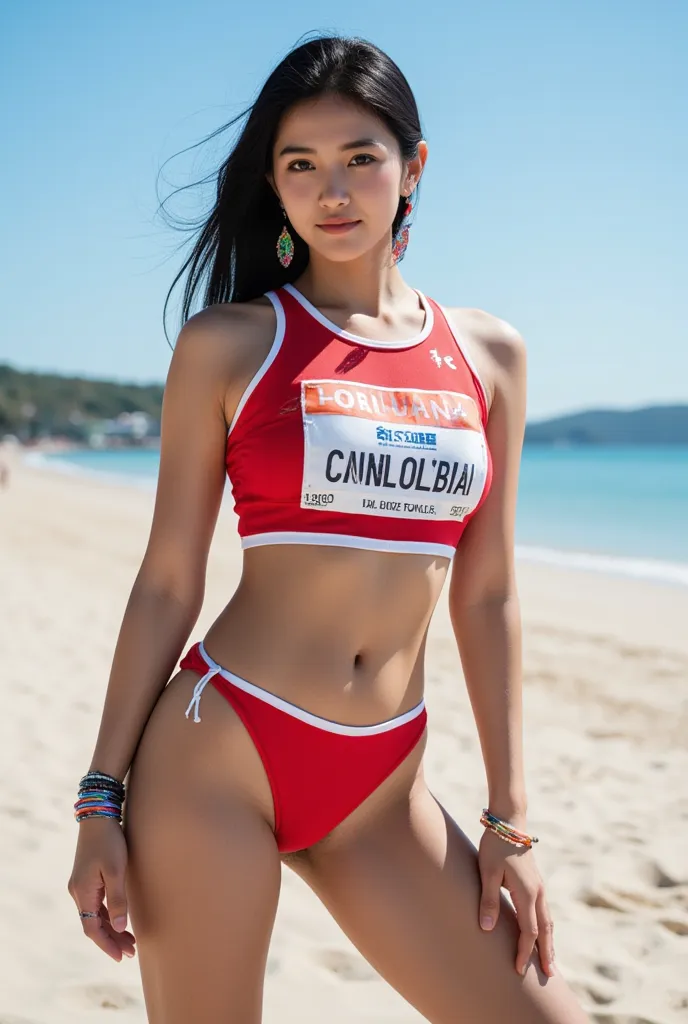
202, 544, 451, 726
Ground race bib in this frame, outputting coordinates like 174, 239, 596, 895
300, 380, 488, 521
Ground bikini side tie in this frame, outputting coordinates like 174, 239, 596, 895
184, 654, 222, 723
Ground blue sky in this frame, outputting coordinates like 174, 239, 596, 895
1, 0, 685, 419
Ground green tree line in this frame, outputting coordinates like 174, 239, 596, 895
0, 364, 163, 441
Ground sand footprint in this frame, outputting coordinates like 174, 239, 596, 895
582, 983, 616, 1007
641, 847, 688, 889
579, 888, 628, 913
314, 948, 378, 982
658, 916, 688, 936
58, 983, 141, 1011
594, 962, 623, 983
591, 1017, 662, 1024
569, 967, 620, 1009
589, 1015, 663, 1024
607, 887, 666, 910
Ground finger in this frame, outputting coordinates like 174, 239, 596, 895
102, 867, 129, 934
98, 904, 137, 956
100, 915, 136, 958
478, 870, 502, 931
535, 889, 555, 977
512, 890, 539, 976
69, 873, 126, 961
79, 905, 128, 962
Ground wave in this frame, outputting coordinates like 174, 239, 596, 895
516, 544, 688, 588
22, 451, 157, 492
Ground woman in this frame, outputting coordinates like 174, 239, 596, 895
68, 35, 589, 1023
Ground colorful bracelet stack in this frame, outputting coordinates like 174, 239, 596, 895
480, 808, 539, 849
74, 771, 125, 824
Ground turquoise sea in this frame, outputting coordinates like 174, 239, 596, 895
29, 445, 688, 587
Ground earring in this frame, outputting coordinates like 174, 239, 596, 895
276, 204, 294, 268
391, 193, 413, 265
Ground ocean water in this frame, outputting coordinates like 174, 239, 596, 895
29, 445, 688, 587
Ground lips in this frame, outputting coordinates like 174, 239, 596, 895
316, 219, 361, 234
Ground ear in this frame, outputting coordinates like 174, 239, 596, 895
403, 139, 429, 194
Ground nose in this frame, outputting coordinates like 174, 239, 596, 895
318, 171, 350, 209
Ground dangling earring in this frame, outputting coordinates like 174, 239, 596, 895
391, 193, 413, 265
276, 203, 294, 268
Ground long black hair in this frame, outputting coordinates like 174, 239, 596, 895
161, 35, 424, 339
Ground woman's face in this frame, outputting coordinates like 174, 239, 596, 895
270, 94, 425, 263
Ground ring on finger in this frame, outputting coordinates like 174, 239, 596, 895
79, 910, 99, 919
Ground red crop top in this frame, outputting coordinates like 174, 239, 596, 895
225, 283, 493, 560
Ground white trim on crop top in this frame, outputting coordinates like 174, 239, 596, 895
283, 282, 434, 349
435, 303, 490, 422
227, 290, 286, 436
240, 531, 456, 559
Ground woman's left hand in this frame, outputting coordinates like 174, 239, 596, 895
477, 827, 555, 978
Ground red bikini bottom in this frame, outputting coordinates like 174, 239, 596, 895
179, 641, 427, 854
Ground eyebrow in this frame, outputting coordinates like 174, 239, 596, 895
277, 137, 384, 157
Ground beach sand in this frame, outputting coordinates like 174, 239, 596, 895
1, 464, 687, 1023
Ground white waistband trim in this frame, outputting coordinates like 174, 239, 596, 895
195, 642, 425, 735
240, 531, 455, 560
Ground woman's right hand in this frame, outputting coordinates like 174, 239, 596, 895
67, 817, 137, 961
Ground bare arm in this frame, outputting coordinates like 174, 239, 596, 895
447, 311, 528, 823
448, 316, 560, 979
87, 309, 244, 781
69, 305, 274, 961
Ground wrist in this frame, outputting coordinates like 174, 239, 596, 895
87, 761, 127, 785
486, 794, 528, 827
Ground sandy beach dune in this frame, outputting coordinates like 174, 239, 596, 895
1, 465, 687, 1023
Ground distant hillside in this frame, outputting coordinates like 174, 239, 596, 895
0, 364, 163, 442
525, 405, 688, 444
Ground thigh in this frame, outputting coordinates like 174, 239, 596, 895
124, 670, 281, 1024
292, 768, 589, 1024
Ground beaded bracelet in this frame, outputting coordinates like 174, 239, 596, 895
481, 808, 537, 844
480, 808, 539, 849
74, 771, 125, 824
79, 771, 125, 797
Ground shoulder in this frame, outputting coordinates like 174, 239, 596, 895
442, 306, 526, 413
173, 296, 278, 377
168, 296, 280, 421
